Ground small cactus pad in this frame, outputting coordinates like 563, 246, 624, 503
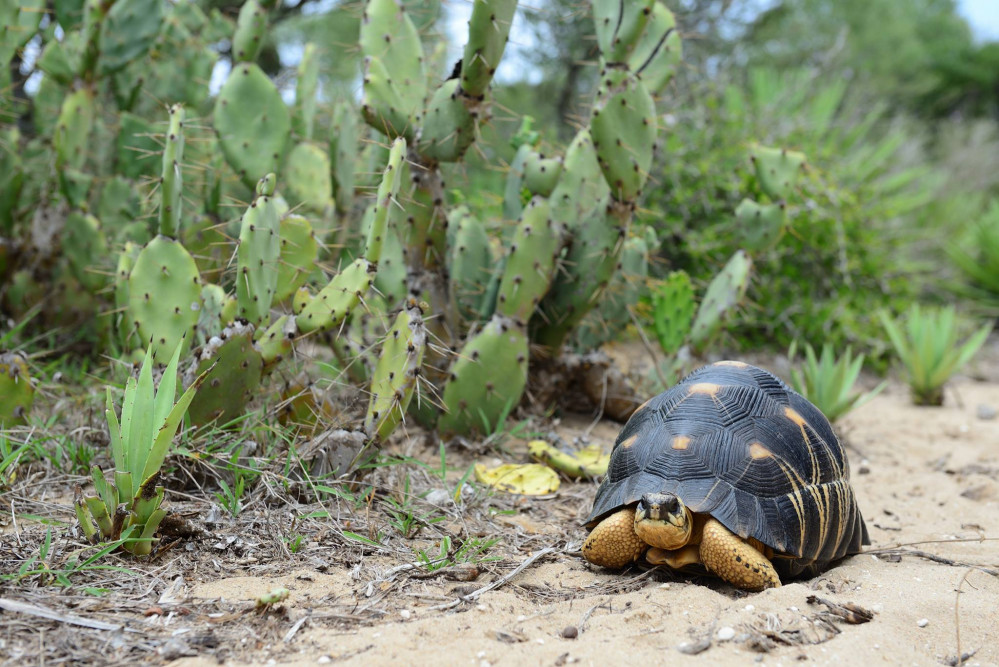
359, 0, 426, 128
460, 0, 518, 99
523, 151, 563, 197
329, 102, 358, 214
62, 211, 109, 293
651, 270, 695, 356
503, 142, 533, 221
274, 214, 319, 303
236, 176, 283, 326
196, 283, 228, 344
360, 56, 414, 140
689, 250, 752, 351
295, 258, 374, 334
54, 87, 95, 172
628, 2, 682, 93
292, 43, 320, 140
159, 105, 185, 238
548, 129, 610, 230
364, 204, 407, 305
255, 314, 296, 370
750, 145, 807, 201
735, 198, 786, 251
283, 142, 334, 215
364, 136, 406, 265
593, 0, 654, 64
0, 352, 34, 426
114, 242, 142, 351
447, 206, 493, 324
97, 0, 162, 74
185, 321, 264, 428
232, 0, 267, 63
127, 236, 202, 364
214, 62, 291, 189
439, 315, 529, 436
590, 72, 657, 203
364, 301, 427, 441
116, 111, 160, 180
418, 79, 476, 163
496, 198, 561, 322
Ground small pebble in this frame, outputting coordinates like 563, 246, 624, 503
317, 657, 332, 664
977, 404, 997, 421
400, 609, 411, 620
516, 615, 526, 622
476, 651, 487, 659
917, 618, 929, 628
425, 489, 451, 506
562, 626, 578, 639
659, 583, 671, 589
744, 604, 755, 612
717, 627, 736, 641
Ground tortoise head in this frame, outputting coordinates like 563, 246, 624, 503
634, 492, 693, 550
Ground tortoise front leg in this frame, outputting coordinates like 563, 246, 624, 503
582, 508, 646, 568
699, 518, 781, 591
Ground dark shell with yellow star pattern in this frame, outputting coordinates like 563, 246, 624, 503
585, 361, 869, 578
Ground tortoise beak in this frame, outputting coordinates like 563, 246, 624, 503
637, 493, 681, 522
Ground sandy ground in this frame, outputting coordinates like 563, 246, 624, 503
168, 373, 999, 667
2, 351, 998, 666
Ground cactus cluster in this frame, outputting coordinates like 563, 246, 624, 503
0, 0, 709, 466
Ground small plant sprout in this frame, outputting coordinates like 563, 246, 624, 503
787, 342, 887, 422
74, 342, 211, 555
879, 304, 993, 406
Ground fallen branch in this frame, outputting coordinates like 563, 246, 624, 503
429, 547, 556, 610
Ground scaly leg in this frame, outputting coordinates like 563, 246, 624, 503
582, 508, 646, 568
699, 518, 781, 591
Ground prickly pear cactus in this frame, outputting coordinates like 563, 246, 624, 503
689, 250, 752, 352
235, 174, 282, 326
749, 144, 806, 201
364, 301, 427, 441
0, 352, 34, 426
735, 198, 786, 251
184, 322, 264, 428
651, 271, 695, 357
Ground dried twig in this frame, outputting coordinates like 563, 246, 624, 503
0, 598, 125, 632
429, 547, 557, 610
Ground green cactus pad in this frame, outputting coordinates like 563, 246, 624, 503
295, 258, 374, 334
459, 0, 518, 99
54, 86, 95, 172
447, 206, 493, 324
232, 0, 267, 63
329, 102, 358, 214
183, 214, 229, 285
750, 145, 806, 201
293, 43, 320, 140
0, 0, 45, 66
359, 0, 426, 126
592, 0, 654, 64
196, 283, 228, 344
523, 151, 563, 197
418, 79, 476, 163
651, 270, 695, 356
0, 129, 23, 233
364, 136, 406, 264
0, 352, 34, 426
214, 62, 291, 189
159, 105, 185, 238
97, 0, 162, 74
127, 235, 202, 364
439, 314, 528, 436
548, 129, 610, 230
735, 198, 786, 251
496, 198, 561, 322
629, 2, 682, 94
185, 321, 264, 427
502, 142, 532, 221
689, 250, 752, 352
114, 242, 142, 351
363, 205, 407, 305
236, 178, 282, 326
590, 72, 657, 203
63, 211, 109, 293
364, 301, 427, 441
573, 229, 651, 350
283, 142, 334, 215
255, 314, 295, 370
360, 55, 415, 140
274, 214, 319, 303
38, 40, 76, 85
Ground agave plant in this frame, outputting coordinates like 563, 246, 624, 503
948, 201, 999, 313
74, 342, 210, 555
787, 341, 886, 422
878, 304, 993, 406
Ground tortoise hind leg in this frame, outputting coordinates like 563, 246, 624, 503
699, 518, 781, 591
582, 508, 646, 568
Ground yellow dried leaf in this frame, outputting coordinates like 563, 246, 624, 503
528, 439, 609, 478
474, 463, 560, 495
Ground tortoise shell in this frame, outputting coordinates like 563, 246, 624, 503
586, 361, 869, 577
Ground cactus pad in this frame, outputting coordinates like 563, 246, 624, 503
735, 198, 786, 251
274, 214, 319, 303
236, 176, 282, 326
460, 0, 518, 99
629, 2, 682, 93
689, 250, 752, 351
359, 0, 426, 131
651, 270, 695, 356
590, 72, 657, 203
496, 198, 560, 322
62, 211, 109, 293
418, 79, 476, 163
283, 142, 334, 215
127, 236, 202, 364
750, 145, 806, 201
97, 0, 162, 74
232, 0, 267, 63
447, 206, 493, 324
293, 43, 320, 140
0, 352, 34, 426
364, 301, 427, 441
214, 62, 291, 189
295, 258, 374, 334
593, 0, 654, 63
185, 321, 264, 427
522, 151, 563, 197
439, 315, 529, 436
329, 102, 358, 214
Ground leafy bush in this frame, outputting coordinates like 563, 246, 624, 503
948, 200, 999, 313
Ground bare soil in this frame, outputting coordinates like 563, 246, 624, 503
1, 344, 997, 666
